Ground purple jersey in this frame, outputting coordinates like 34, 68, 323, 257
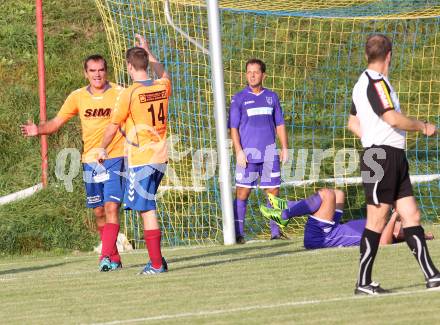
304, 213, 366, 249
229, 86, 285, 163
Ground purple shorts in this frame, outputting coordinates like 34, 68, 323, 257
235, 159, 281, 189
304, 211, 365, 249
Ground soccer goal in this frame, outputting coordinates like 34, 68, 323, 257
94, 0, 440, 246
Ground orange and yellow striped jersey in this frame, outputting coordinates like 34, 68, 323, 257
57, 82, 125, 163
111, 78, 171, 167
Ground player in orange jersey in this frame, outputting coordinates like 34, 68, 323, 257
21, 55, 125, 271
99, 35, 170, 274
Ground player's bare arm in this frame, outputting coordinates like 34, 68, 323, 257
97, 122, 119, 161
20, 116, 65, 137
347, 114, 362, 138
379, 211, 399, 245
276, 124, 288, 163
135, 34, 169, 80
382, 110, 436, 135
230, 127, 247, 168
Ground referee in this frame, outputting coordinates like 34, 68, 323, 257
348, 34, 440, 295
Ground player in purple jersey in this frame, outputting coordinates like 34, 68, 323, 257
259, 188, 434, 249
229, 59, 288, 243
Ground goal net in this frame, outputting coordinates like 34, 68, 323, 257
94, 0, 440, 246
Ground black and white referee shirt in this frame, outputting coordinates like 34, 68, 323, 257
350, 69, 406, 149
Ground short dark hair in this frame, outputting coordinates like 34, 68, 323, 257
84, 54, 107, 71
365, 34, 392, 64
126, 47, 149, 71
245, 58, 266, 73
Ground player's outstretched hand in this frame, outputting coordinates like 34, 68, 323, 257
423, 122, 436, 137
20, 120, 38, 137
135, 34, 150, 54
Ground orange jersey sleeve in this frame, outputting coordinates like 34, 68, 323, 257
56, 91, 80, 122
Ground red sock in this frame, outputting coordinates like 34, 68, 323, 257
102, 223, 120, 262
110, 239, 121, 264
144, 229, 162, 269
98, 226, 104, 241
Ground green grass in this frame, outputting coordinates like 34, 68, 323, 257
2, 227, 440, 324
0, 184, 97, 255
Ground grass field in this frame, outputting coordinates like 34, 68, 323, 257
2, 225, 440, 324
1, 2, 440, 323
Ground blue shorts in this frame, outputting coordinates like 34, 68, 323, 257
82, 157, 125, 209
124, 163, 166, 211
303, 211, 365, 249
235, 159, 281, 189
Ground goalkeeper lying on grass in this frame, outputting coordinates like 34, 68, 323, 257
260, 188, 434, 249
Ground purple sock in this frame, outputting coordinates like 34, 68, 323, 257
268, 200, 280, 237
234, 199, 247, 237
281, 193, 322, 220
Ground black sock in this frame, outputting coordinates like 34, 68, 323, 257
358, 228, 381, 286
403, 226, 439, 279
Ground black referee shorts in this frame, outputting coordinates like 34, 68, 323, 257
360, 145, 413, 205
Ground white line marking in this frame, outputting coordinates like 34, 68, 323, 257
89, 289, 440, 325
